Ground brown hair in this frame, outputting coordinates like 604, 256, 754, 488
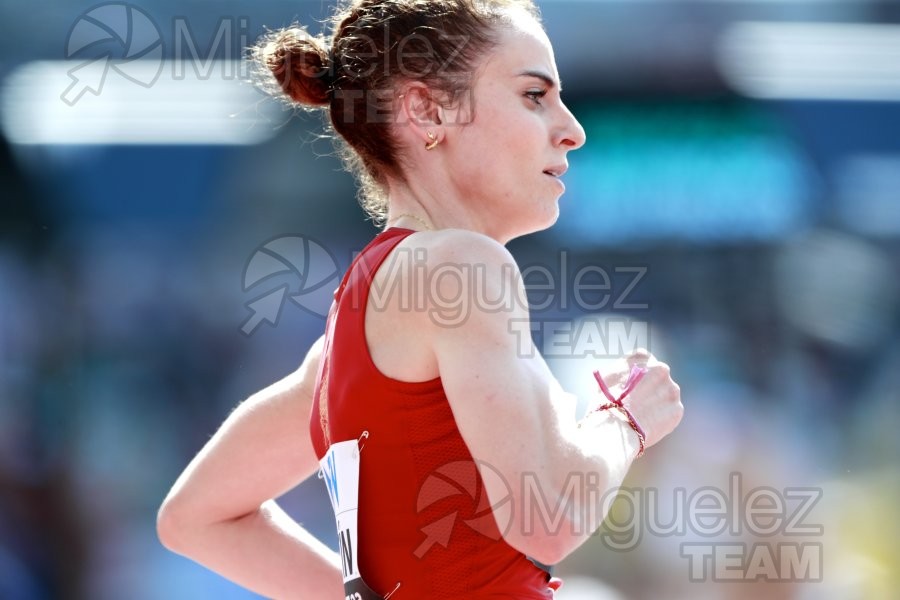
251, 0, 539, 223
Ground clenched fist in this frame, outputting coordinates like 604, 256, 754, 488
594, 349, 684, 450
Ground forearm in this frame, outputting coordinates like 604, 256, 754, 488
573, 407, 641, 487
161, 500, 343, 599
538, 410, 640, 562
548, 380, 640, 513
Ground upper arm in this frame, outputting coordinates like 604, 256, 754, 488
432, 238, 561, 464
158, 335, 325, 533
427, 234, 576, 554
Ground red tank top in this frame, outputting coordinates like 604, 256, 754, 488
309, 227, 555, 599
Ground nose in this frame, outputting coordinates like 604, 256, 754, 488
554, 104, 586, 150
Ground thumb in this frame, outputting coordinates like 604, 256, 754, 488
625, 348, 653, 369
597, 368, 627, 390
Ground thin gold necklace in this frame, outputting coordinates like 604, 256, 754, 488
388, 213, 433, 231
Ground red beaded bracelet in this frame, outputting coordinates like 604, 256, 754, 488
583, 364, 648, 458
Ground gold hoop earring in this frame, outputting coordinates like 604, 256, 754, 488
425, 131, 440, 151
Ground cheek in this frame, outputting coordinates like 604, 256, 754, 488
452, 102, 543, 191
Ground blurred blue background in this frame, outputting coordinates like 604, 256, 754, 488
1, 1, 899, 599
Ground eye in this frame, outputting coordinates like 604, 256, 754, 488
524, 89, 547, 105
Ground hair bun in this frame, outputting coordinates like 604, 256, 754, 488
259, 27, 333, 107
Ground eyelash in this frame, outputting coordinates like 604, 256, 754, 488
525, 90, 547, 105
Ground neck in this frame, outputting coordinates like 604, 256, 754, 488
387, 212, 433, 231
385, 178, 506, 241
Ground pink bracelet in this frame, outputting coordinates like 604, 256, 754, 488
583, 365, 648, 458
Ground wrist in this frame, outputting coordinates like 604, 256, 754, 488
584, 366, 647, 459
603, 406, 645, 461
575, 409, 642, 462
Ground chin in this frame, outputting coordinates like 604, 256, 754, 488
507, 205, 560, 242
543, 198, 562, 227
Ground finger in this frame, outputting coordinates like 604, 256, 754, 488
625, 348, 652, 368
599, 368, 627, 389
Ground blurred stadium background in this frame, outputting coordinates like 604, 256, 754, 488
1, 0, 899, 598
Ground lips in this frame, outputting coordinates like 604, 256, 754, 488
543, 168, 566, 192
542, 164, 568, 178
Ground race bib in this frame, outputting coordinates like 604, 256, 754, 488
319, 438, 384, 600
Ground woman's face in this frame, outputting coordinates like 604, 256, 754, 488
444, 12, 586, 240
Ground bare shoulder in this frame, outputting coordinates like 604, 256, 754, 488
404, 228, 518, 267
398, 229, 525, 311
366, 229, 525, 380
421, 230, 528, 329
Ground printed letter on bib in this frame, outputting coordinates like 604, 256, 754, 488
319, 439, 384, 599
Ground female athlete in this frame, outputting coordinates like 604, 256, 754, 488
157, 1, 683, 598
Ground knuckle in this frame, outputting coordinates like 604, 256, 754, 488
666, 382, 680, 403
629, 348, 651, 361
649, 363, 670, 381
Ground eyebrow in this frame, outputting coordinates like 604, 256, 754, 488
516, 70, 562, 92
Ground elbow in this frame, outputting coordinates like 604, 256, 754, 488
502, 504, 582, 566
528, 518, 587, 566
156, 497, 190, 553
505, 464, 614, 566
504, 529, 576, 567
525, 537, 573, 567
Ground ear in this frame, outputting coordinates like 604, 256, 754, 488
397, 84, 445, 147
